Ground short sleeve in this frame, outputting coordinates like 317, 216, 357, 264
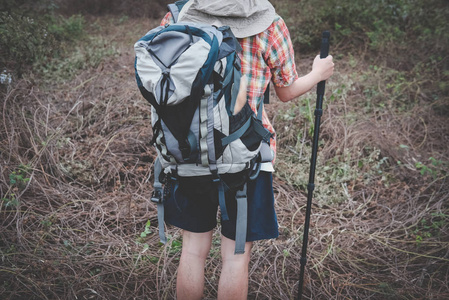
264, 17, 298, 87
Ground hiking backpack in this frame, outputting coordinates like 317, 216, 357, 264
134, 1, 272, 254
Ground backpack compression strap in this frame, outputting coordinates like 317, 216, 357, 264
152, 157, 167, 244
231, 98, 273, 254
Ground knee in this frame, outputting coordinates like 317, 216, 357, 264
221, 241, 252, 267
181, 245, 210, 262
181, 231, 212, 261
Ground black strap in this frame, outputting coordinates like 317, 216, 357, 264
264, 83, 270, 104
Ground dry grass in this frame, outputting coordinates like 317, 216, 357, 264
1, 16, 448, 300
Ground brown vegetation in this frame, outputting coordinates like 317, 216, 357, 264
1, 6, 448, 300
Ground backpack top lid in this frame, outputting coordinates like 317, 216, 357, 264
135, 23, 222, 104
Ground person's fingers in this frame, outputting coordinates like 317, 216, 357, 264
313, 54, 334, 81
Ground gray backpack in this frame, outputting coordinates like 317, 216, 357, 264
134, 1, 272, 254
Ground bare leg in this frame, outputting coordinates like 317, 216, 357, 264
176, 230, 213, 300
217, 235, 253, 300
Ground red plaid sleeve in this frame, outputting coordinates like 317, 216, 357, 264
239, 16, 298, 164
160, 12, 174, 26
264, 17, 298, 87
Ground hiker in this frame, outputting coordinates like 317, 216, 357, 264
158, 1, 334, 299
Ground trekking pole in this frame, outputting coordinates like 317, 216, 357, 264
297, 31, 330, 300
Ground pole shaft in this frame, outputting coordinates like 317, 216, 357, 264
297, 31, 330, 300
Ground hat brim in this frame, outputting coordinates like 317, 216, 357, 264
178, 0, 276, 38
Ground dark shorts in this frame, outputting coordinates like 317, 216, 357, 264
163, 171, 279, 242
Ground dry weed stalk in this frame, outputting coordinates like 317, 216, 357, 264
1, 17, 448, 300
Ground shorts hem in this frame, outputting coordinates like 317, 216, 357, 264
165, 218, 217, 233
221, 230, 279, 242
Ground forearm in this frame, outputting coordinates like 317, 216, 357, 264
275, 55, 334, 102
274, 71, 322, 102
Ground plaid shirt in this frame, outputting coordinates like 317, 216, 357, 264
160, 13, 298, 165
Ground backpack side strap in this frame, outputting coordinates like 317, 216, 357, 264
234, 183, 248, 254
152, 157, 167, 244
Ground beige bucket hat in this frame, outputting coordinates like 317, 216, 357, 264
178, 0, 276, 38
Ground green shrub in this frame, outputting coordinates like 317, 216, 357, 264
37, 35, 118, 81
0, 0, 84, 80
58, 0, 167, 18
279, 0, 449, 60
48, 14, 84, 42
0, 11, 56, 76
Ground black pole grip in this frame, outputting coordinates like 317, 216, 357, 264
317, 31, 330, 96
320, 31, 330, 59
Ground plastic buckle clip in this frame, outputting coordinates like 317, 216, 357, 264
151, 188, 163, 204
236, 192, 247, 200
236, 183, 247, 199
211, 170, 220, 185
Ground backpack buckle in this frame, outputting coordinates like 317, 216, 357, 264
236, 182, 248, 196
236, 191, 247, 200
210, 170, 220, 184
151, 188, 163, 204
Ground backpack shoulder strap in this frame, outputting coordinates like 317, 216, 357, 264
167, 0, 190, 23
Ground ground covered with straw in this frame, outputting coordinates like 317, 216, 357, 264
1, 7, 449, 300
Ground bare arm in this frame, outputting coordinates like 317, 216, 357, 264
233, 75, 248, 115
274, 55, 334, 102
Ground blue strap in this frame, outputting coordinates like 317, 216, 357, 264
256, 98, 264, 121
173, 181, 183, 212
230, 67, 241, 114
221, 117, 252, 146
168, 167, 183, 212
218, 180, 229, 221
184, 130, 198, 161
222, 61, 235, 88
253, 119, 273, 143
